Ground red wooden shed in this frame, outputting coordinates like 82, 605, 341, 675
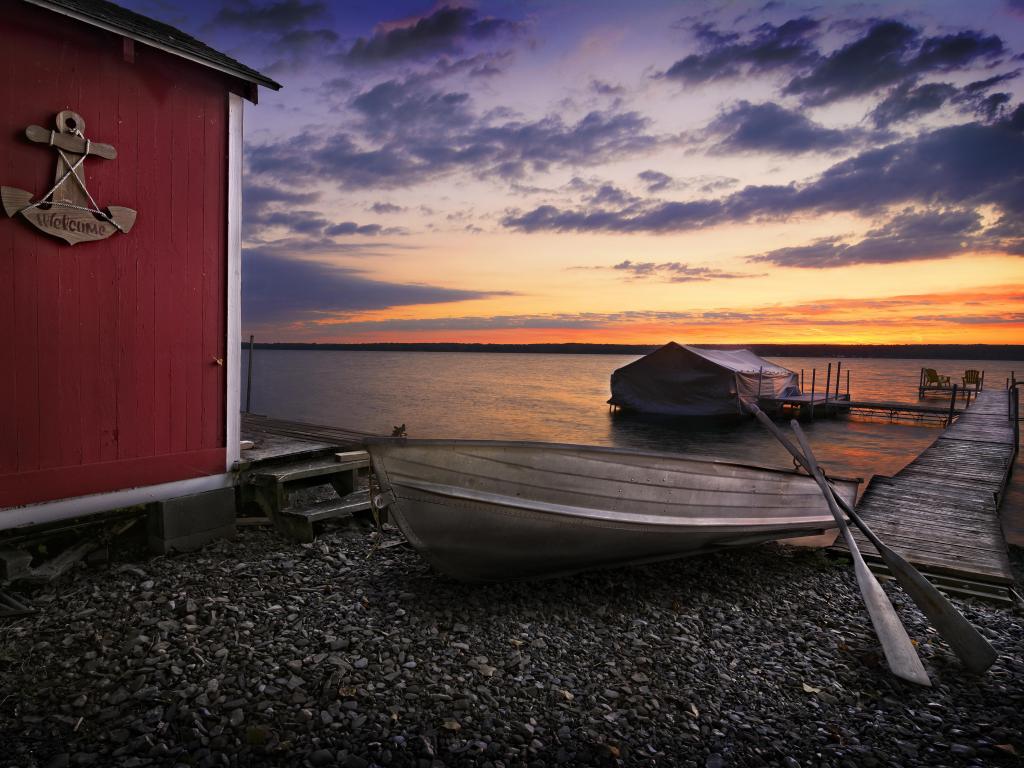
0, 0, 280, 531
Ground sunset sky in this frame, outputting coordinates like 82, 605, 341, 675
131, 0, 1024, 344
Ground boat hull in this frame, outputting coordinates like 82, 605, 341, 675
366, 439, 859, 581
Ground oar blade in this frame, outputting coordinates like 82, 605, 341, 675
748, 403, 991, 676
852, 556, 933, 686
862, 537, 997, 674
789, 422, 931, 687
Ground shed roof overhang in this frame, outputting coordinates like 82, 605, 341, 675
23, 0, 282, 102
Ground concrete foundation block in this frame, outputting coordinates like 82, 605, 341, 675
0, 549, 32, 580
148, 487, 237, 554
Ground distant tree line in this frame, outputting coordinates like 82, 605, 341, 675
242, 342, 1024, 360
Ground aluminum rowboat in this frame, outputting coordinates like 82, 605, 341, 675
365, 438, 859, 581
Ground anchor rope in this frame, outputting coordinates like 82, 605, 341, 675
22, 130, 125, 232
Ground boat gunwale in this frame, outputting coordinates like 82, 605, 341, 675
392, 476, 845, 528
387, 455, 855, 509
363, 436, 862, 485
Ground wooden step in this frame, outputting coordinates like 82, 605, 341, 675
283, 489, 372, 523
275, 489, 373, 543
253, 452, 370, 484
864, 562, 1012, 604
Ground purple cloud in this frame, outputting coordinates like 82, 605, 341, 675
707, 100, 859, 154
343, 6, 522, 64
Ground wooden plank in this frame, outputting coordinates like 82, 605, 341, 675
857, 502, 1004, 525
115, 62, 139, 461
13, 227, 40, 472
184, 87, 205, 453
840, 543, 1012, 583
150, 70, 174, 457
849, 528, 1007, 556
849, 510, 1002, 536
0, 64, 16, 474
201, 88, 227, 452
95, 38, 120, 465
284, 490, 372, 523
134, 67, 158, 460
254, 455, 369, 484
847, 510, 1006, 540
56, 212, 83, 469
167, 78, 189, 455
0, 447, 226, 509
35, 191, 61, 471
841, 389, 1015, 585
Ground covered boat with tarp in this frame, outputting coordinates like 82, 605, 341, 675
609, 342, 800, 417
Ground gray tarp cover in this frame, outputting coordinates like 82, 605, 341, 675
609, 342, 800, 416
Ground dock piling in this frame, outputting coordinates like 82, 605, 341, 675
824, 363, 832, 408
947, 384, 958, 426
1012, 384, 1020, 455
809, 369, 816, 420
245, 334, 255, 413
835, 361, 842, 400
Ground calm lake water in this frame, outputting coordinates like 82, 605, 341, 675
241, 351, 1023, 544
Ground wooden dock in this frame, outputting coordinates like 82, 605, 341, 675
241, 412, 374, 463
239, 414, 381, 542
828, 398, 965, 425
833, 388, 1017, 598
760, 393, 963, 423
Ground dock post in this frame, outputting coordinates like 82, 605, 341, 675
800, 369, 804, 391
1012, 384, 1019, 456
245, 334, 255, 413
824, 363, 832, 412
809, 368, 816, 421
757, 366, 763, 399
947, 384, 958, 426
918, 367, 924, 399
835, 361, 842, 399
846, 368, 850, 396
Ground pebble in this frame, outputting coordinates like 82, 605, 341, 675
0, 529, 1020, 768
308, 748, 335, 766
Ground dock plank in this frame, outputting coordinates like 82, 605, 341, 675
833, 389, 1015, 585
240, 413, 379, 464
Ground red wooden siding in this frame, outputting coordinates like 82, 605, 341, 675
0, 3, 229, 508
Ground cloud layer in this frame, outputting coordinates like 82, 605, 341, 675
243, 245, 508, 325
504, 112, 1024, 266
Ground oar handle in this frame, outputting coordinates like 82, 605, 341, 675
790, 422, 858, 546
748, 403, 863, 525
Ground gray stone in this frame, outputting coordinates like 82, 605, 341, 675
0, 549, 33, 580
148, 488, 236, 555
309, 749, 335, 766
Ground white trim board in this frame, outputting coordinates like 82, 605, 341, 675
0, 473, 236, 532
225, 93, 243, 471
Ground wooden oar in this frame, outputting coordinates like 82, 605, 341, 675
746, 404, 996, 674
788, 421, 931, 685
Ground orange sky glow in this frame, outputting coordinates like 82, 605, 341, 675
149, 0, 1024, 346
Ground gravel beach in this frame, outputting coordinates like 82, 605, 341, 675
1, 527, 1021, 768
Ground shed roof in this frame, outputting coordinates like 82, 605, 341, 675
24, 0, 282, 97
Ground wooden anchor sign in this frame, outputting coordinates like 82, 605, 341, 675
1, 110, 137, 245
